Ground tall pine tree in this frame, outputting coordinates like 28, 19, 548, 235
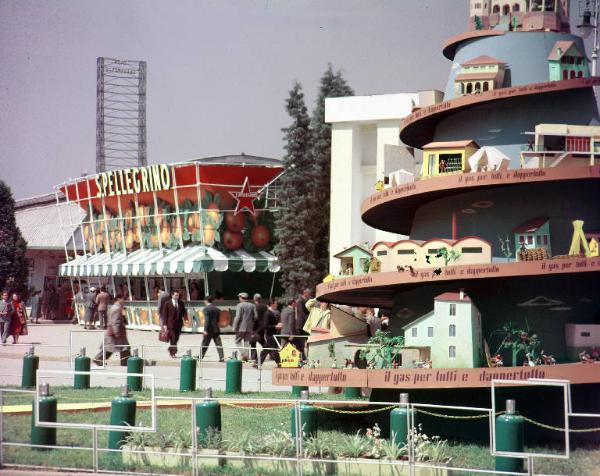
274, 83, 320, 297
0, 181, 28, 295
311, 65, 354, 280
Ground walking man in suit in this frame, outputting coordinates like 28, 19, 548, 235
232, 292, 256, 361
162, 290, 187, 358
93, 295, 130, 365
200, 296, 224, 362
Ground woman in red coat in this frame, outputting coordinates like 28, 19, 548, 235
10, 293, 27, 343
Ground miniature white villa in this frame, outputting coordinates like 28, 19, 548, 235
402, 291, 483, 368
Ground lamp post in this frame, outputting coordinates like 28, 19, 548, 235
578, 0, 600, 76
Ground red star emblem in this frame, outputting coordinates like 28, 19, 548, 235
229, 177, 259, 216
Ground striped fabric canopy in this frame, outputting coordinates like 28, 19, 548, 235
59, 246, 280, 277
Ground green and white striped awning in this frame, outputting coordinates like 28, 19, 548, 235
60, 246, 280, 277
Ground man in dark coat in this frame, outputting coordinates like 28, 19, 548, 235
260, 298, 281, 366
295, 288, 312, 357
250, 293, 268, 363
162, 290, 187, 358
200, 295, 224, 362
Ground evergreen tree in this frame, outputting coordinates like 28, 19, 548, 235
311, 65, 354, 280
274, 82, 319, 296
0, 181, 28, 296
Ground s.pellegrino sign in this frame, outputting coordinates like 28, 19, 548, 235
95, 164, 171, 198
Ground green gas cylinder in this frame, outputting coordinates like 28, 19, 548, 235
179, 349, 197, 392
127, 348, 144, 392
291, 390, 318, 438
495, 399, 524, 473
31, 383, 57, 450
291, 385, 309, 397
195, 388, 222, 445
225, 354, 242, 394
22, 346, 39, 389
74, 347, 91, 390
108, 385, 137, 450
390, 393, 414, 447
344, 387, 362, 399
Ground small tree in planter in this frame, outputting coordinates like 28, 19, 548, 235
360, 331, 405, 368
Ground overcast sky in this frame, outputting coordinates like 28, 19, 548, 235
0, 0, 591, 199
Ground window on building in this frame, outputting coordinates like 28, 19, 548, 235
428, 154, 436, 176
428, 248, 442, 255
474, 82, 481, 92
449, 303, 456, 316
449, 346, 456, 358
462, 247, 483, 253
449, 324, 456, 337
577, 57, 583, 65
483, 81, 489, 92
439, 153, 463, 173
493, 4, 500, 13
569, 56, 575, 64
536, 235, 542, 245
502, 4, 510, 14
412, 327, 418, 337
563, 69, 568, 80
570, 70, 576, 79
577, 71, 583, 78
527, 236, 533, 245
466, 83, 473, 94
474, 2, 482, 8
513, 3, 520, 11
376, 250, 387, 256
543, 235, 548, 245
428, 327, 434, 337
519, 235, 525, 243
397, 249, 415, 255
561, 57, 568, 65
581, 331, 591, 337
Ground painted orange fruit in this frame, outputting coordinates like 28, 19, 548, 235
203, 224, 216, 246
222, 229, 243, 250
251, 224, 270, 248
206, 202, 220, 223
225, 211, 245, 232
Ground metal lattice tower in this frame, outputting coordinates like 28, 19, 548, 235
96, 57, 147, 172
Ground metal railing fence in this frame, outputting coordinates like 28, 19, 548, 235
2, 379, 597, 476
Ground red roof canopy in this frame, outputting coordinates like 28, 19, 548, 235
513, 217, 549, 233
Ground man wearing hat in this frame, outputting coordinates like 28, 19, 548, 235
232, 292, 256, 361
83, 287, 97, 330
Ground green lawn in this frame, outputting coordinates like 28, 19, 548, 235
1, 386, 600, 475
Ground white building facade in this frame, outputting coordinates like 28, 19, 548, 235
325, 90, 443, 275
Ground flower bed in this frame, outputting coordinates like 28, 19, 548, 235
121, 424, 451, 475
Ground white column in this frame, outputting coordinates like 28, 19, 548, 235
375, 121, 403, 243
329, 123, 363, 275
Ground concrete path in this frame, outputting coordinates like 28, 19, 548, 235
0, 322, 281, 392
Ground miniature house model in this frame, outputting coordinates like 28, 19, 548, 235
454, 55, 507, 96
548, 41, 589, 81
513, 217, 551, 257
403, 291, 483, 368
372, 237, 492, 272
421, 141, 478, 177
334, 245, 372, 276
565, 323, 600, 361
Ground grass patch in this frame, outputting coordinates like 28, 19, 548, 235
2, 386, 600, 475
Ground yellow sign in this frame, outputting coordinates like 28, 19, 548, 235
279, 342, 301, 368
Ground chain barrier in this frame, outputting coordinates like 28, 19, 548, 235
415, 408, 600, 433
521, 416, 600, 433
416, 408, 504, 419
221, 402, 293, 410
314, 404, 396, 414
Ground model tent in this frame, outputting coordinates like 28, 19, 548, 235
468, 146, 510, 172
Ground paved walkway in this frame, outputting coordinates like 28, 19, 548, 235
0, 322, 281, 392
